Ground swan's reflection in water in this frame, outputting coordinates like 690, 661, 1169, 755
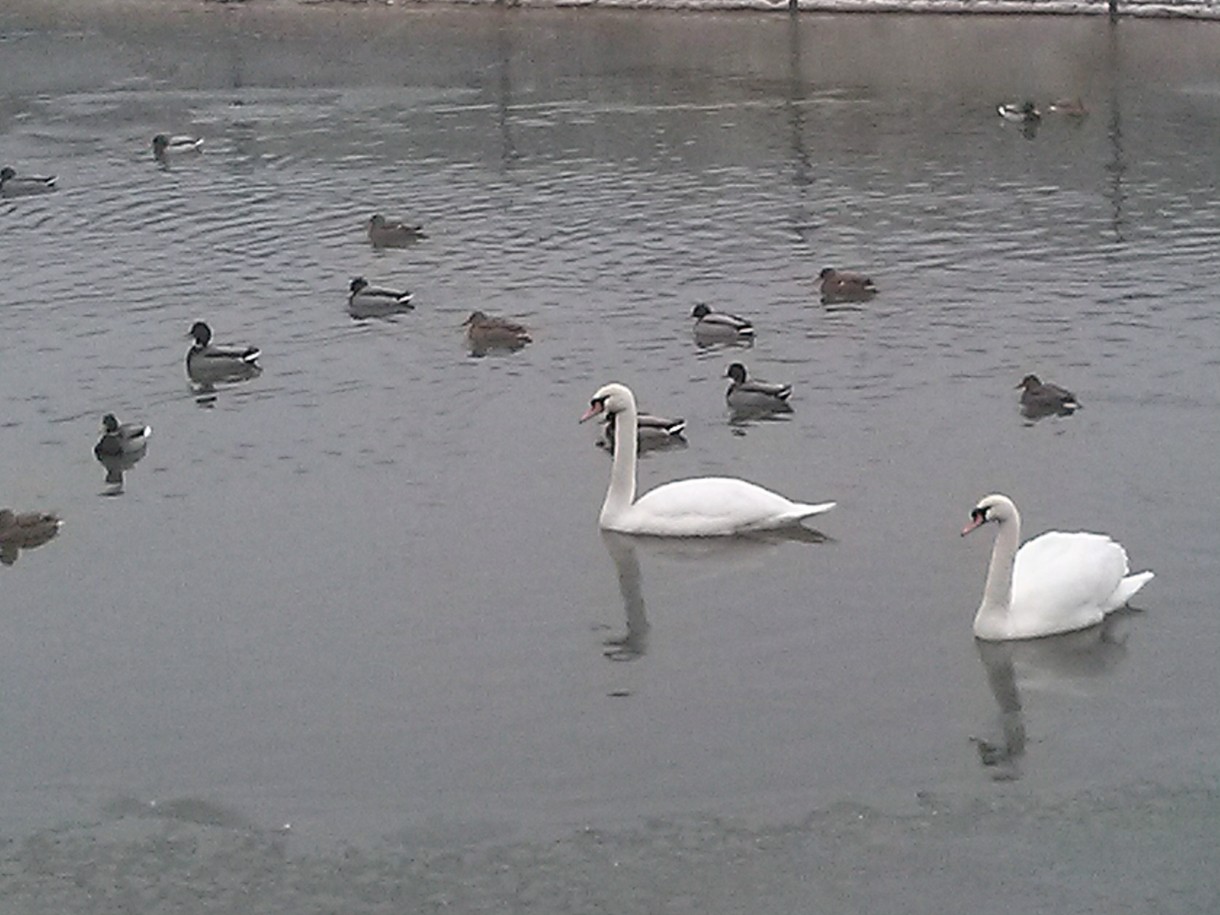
972, 613, 1132, 780
600, 531, 649, 661
598, 526, 832, 662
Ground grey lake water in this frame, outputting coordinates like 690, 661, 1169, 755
2, 3, 1219, 911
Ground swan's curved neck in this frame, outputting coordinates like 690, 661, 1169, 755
976, 507, 1021, 633
602, 403, 639, 526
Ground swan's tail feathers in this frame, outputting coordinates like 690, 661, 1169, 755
795, 501, 837, 521
1112, 570, 1154, 610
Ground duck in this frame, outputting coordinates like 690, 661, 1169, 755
462, 310, 531, 350
367, 213, 426, 247
961, 494, 1153, 641
152, 134, 203, 160
1017, 374, 1079, 417
1048, 97, 1088, 118
998, 102, 1041, 123
602, 412, 687, 453
690, 303, 755, 344
94, 413, 151, 456
818, 267, 877, 303
0, 509, 62, 546
0, 166, 57, 197
348, 277, 414, 317
724, 362, 792, 412
186, 321, 262, 383
580, 383, 834, 536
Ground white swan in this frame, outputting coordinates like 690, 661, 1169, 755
580, 383, 835, 536
961, 494, 1153, 641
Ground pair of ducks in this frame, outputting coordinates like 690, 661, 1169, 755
193, 302, 530, 364
583, 382, 1152, 641
8, 414, 153, 556
691, 268, 878, 343
599, 362, 789, 453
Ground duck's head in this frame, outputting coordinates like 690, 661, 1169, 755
368, 214, 386, 229
961, 494, 1018, 536
580, 383, 635, 424
691, 303, 712, 319
350, 277, 368, 293
101, 413, 120, 434
188, 321, 212, 346
462, 311, 487, 327
152, 135, 170, 154
0, 167, 14, 182
818, 267, 837, 280
724, 362, 749, 383
1016, 374, 1042, 391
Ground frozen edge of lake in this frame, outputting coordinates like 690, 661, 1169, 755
3, 778, 1217, 913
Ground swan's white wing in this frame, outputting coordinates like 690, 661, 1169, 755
1011, 531, 1132, 635
625, 477, 831, 536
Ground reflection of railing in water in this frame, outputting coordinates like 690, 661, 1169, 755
1106, 19, 1127, 242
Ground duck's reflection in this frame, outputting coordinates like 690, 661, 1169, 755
96, 449, 148, 494
599, 526, 832, 661
189, 371, 261, 407
972, 614, 1131, 780
1020, 400, 1078, 423
728, 403, 796, 429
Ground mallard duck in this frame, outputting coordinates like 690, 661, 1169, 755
367, 213, 426, 247
998, 102, 1041, 123
725, 362, 793, 412
1048, 97, 1088, 118
691, 303, 755, 343
463, 311, 531, 350
94, 413, 151, 457
602, 412, 687, 453
0, 166, 57, 197
1017, 374, 1079, 417
818, 267, 877, 302
186, 321, 262, 383
0, 509, 62, 546
152, 134, 203, 160
348, 277, 414, 317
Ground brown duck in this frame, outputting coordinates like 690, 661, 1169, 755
463, 311, 532, 351
818, 267, 877, 302
366, 213, 426, 247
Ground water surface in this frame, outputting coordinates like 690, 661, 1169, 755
2, 5, 1218, 911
